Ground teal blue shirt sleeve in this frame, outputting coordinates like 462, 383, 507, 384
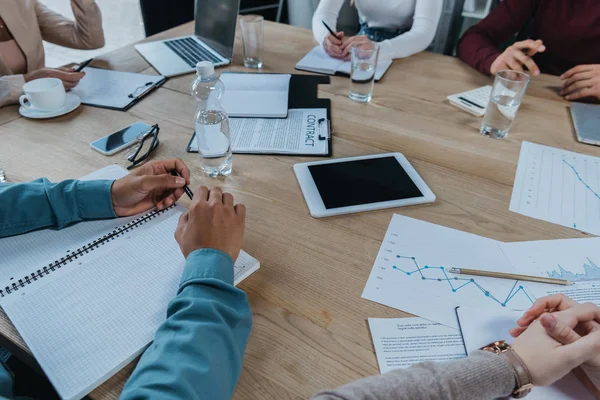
120, 249, 252, 400
0, 178, 116, 238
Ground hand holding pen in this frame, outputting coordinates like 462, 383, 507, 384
322, 21, 346, 60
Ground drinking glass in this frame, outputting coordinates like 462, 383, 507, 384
349, 42, 379, 103
240, 15, 264, 69
480, 70, 531, 139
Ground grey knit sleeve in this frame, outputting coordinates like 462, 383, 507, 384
312, 350, 516, 400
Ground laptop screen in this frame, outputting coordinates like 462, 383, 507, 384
194, 0, 240, 59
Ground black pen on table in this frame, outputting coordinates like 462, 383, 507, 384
75, 58, 94, 72
321, 21, 340, 40
170, 170, 194, 200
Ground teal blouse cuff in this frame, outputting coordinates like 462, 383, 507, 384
75, 180, 117, 219
180, 249, 235, 288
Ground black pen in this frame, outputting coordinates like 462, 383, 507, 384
75, 58, 94, 72
170, 170, 194, 200
321, 21, 340, 39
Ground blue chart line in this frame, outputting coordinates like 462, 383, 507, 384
563, 160, 600, 201
392, 255, 534, 307
548, 257, 600, 281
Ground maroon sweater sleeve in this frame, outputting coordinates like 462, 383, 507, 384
457, 0, 539, 75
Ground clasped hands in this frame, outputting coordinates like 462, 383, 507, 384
509, 294, 600, 393
490, 39, 600, 101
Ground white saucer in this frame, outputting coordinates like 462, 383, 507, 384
19, 93, 82, 119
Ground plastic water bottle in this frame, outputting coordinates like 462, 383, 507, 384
191, 61, 232, 177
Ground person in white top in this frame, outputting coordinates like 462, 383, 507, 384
312, 0, 443, 61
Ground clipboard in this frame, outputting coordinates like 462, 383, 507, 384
71, 67, 167, 112
186, 74, 332, 157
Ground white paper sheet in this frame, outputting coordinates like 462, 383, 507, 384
296, 46, 392, 81
501, 237, 600, 305
510, 141, 600, 236
190, 108, 329, 155
457, 306, 594, 399
71, 67, 164, 109
368, 317, 466, 374
220, 73, 290, 118
361, 215, 536, 329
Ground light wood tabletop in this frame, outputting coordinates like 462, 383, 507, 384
1, 20, 599, 400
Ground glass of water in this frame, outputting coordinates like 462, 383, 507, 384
480, 70, 531, 139
240, 15, 264, 69
350, 42, 379, 103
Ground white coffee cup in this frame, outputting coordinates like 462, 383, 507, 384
19, 78, 66, 112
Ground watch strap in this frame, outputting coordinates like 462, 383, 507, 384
501, 349, 533, 398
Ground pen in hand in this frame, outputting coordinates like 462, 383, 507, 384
75, 58, 93, 72
170, 169, 194, 200
321, 21, 340, 39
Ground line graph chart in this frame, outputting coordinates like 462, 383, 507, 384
510, 142, 600, 235
547, 257, 600, 282
393, 256, 533, 307
362, 214, 538, 329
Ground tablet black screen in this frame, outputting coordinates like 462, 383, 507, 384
308, 156, 424, 209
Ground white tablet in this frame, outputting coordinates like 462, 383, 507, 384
294, 153, 436, 218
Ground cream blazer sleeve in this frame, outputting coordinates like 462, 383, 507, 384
34, 0, 105, 49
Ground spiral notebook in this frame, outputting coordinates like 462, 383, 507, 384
0, 165, 260, 400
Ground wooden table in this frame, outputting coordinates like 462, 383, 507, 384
1, 20, 598, 399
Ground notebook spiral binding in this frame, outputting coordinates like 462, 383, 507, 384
0, 206, 175, 298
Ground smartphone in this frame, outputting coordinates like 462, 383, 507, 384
90, 122, 153, 155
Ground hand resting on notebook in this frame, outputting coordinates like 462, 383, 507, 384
175, 186, 246, 261
111, 159, 191, 216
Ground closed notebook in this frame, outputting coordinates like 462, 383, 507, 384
0, 165, 260, 400
295, 46, 392, 81
220, 73, 290, 118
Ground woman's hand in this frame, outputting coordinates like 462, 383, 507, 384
510, 303, 600, 387
24, 67, 85, 90
560, 65, 600, 101
323, 31, 346, 59
340, 35, 373, 60
490, 39, 546, 76
511, 295, 600, 389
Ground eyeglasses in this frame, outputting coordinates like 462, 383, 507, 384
125, 124, 160, 170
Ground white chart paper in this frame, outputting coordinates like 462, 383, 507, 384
510, 141, 600, 235
361, 215, 537, 329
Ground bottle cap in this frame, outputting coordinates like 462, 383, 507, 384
196, 61, 214, 76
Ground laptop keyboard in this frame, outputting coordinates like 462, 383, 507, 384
164, 37, 222, 68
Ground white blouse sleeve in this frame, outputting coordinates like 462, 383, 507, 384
312, 0, 346, 47
377, 0, 443, 61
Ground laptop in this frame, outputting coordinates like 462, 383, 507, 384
135, 0, 241, 77
571, 102, 600, 146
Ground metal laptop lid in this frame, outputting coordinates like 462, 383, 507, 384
194, 0, 241, 60
571, 102, 600, 140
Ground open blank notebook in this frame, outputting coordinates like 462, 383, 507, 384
220, 73, 290, 118
0, 165, 260, 400
295, 46, 392, 82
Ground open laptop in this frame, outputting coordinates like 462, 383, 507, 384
135, 0, 241, 77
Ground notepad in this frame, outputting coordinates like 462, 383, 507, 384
70, 67, 166, 111
188, 108, 330, 155
0, 166, 260, 400
220, 73, 290, 118
296, 46, 392, 81
456, 306, 594, 399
